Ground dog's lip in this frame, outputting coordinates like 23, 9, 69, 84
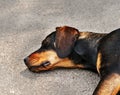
28, 64, 52, 73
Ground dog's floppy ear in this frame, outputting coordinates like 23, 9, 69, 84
55, 26, 79, 58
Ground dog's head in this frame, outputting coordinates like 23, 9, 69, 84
24, 26, 80, 72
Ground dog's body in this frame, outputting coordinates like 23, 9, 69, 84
24, 26, 120, 95
94, 30, 120, 95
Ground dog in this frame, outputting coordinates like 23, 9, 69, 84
24, 26, 120, 95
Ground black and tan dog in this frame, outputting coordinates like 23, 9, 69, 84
24, 26, 120, 95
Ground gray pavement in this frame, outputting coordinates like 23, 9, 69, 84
0, 0, 120, 95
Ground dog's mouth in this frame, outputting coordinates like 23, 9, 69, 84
27, 61, 52, 72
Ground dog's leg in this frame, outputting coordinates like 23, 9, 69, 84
93, 73, 120, 95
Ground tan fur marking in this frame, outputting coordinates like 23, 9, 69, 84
79, 32, 90, 39
96, 52, 102, 74
94, 73, 120, 95
28, 50, 85, 72
112, 83, 120, 95
28, 50, 62, 66
54, 58, 85, 68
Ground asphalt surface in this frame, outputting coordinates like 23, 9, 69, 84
0, 0, 120, 95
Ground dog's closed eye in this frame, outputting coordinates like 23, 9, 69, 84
41, 61, 51, 67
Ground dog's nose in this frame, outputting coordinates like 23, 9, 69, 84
24, 57, 29, 66
24, 58, 27, 63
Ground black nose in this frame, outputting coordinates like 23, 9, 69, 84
24, 58, 27, 63
24, 57, 29, 66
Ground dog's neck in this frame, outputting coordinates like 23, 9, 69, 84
70, 32, 107, 72
79, 32, 106, 40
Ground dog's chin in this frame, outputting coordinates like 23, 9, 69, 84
28, 66, 52, 73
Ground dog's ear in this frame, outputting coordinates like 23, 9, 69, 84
55, 26, 79, 58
